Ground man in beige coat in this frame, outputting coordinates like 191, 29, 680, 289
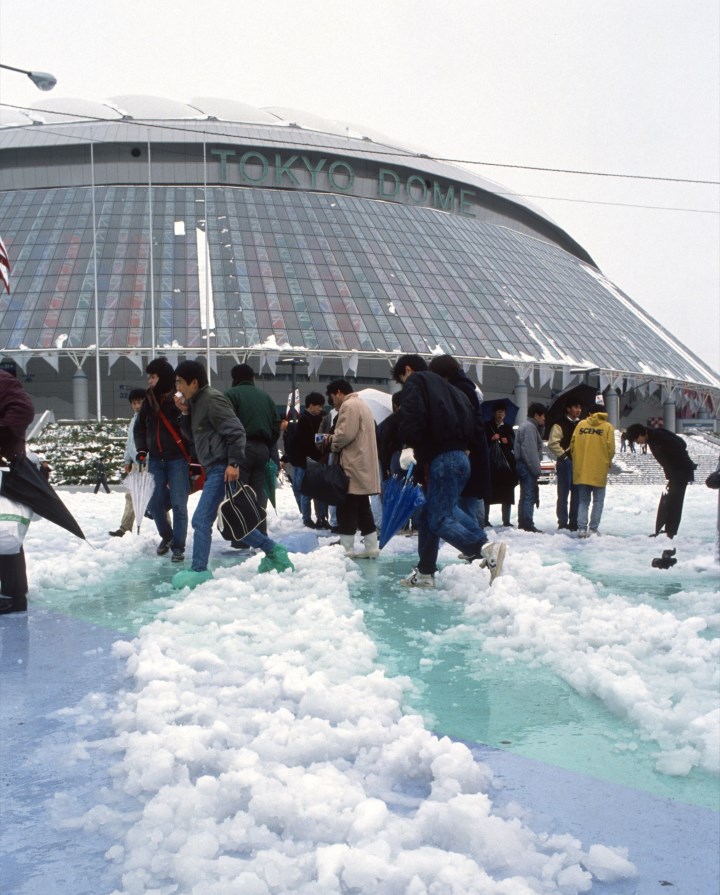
325, 379, 381, 558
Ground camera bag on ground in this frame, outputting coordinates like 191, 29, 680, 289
216, 482, 266, 541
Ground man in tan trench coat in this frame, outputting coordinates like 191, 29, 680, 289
325, 379, 381, 558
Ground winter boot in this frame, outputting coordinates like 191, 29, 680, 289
354, 531, 380, 559
258, 544, 295, 574
339, 534, 357, 557
172, 569, 213, 590
0, 594, 28, 614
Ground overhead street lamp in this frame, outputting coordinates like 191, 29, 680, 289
0, 62, 57, 91
277, 356, 308, 420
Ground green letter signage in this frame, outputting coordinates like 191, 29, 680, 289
211, 149, 236, 183
239, 151, 269, 184
328, 161, 354, 191
378, 168, 400, 198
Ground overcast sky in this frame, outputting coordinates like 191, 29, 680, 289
1, 0, 718, 372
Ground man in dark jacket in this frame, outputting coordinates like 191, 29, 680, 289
0, 369, 35, 613
286, 391, 329, 529
393, 354, 505, 586
225, 363, 280, 536
134, 357, 190, 562
626, 424, 697, 538
173, 360, 293, 589
429, 354, 491, 528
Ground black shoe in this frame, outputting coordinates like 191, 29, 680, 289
303, 519, 317, 529
108, 529, 126, 537
557, 523, 569, 530
330, 526, 340, 534
521, 526, 543, 533
171, 550, 185, 563
156, 537, 172, 556
316, 519, 331, 530
0, 596, 27, 614
568, 525, 578, 532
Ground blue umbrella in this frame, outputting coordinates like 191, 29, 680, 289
480, 398, 519, 426
379, 464, 426, 550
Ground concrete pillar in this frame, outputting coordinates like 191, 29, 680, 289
604, 390, 619, 429
73, 369, 89, 420
663, 399, 676, 433
514, 381, 528, 426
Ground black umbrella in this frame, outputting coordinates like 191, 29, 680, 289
544, 384, 599, 437
0, 456, 85, 540
480, 398, 520, 426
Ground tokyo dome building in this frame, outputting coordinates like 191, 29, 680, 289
0, 95, 718, 426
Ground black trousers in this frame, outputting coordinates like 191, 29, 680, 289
0, 548, 28, 600
336, 493, 376, 537
655, 479, 688, 538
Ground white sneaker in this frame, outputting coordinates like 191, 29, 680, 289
480, 542, 506, 582
400, 568, 435, 588
578, 529, 590, 539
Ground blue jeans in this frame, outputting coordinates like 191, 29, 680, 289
191, 464, 276, 571
576, 484, 606, 532
417, 450, 487, 575
148, 455, 190, 550
555, 457, 578, 529
516, 460, 539, 530
293, 466, 328, 524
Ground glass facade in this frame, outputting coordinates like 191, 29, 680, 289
0, 181, 716, 389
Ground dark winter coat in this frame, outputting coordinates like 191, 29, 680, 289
286, 410, 326, 468
0, 371, 35, 460
224, 381, 280, 447
485, 420, 517, 505
177, 385, 246, 469
397, 371, 474, 468
646, 429, 696, 483
134, 390, 189, 461
447, 371, 491, 500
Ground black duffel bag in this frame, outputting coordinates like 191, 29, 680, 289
300, 457, 349, 506
216, 482, 266, 541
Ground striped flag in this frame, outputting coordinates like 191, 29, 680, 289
0, 235, 10, 293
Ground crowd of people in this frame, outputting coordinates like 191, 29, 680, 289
0, 356, 705, 612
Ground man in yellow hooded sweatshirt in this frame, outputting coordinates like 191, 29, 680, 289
569, 401, 615, 537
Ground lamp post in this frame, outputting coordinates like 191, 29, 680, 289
277, 356, 308, 420
0, 63, 57, 91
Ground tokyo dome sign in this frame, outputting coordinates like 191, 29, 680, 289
210, 148, 479, 218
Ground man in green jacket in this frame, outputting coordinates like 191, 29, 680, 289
569, 402, 615, 538
225, 364, 280, 537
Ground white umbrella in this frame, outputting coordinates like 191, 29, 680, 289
357, 388, 393, 423
124, 464, 156, 533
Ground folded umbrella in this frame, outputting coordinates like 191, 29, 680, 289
0, 455, 85, 540
124, 463, 156, 534
379, 464, 426, 550
264, 458, 278, 509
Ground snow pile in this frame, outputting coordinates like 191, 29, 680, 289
434, 548, 719, 776
60, 547, 632, 895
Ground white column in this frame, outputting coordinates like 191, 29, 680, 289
663, 399, 676, 433
605, 390, 619, 429
514, 381, 528, 425
73, 369, 89, 420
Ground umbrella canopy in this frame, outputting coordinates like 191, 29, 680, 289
379, 465, 426, 550
480, 398, 520, 427
356, 388, 393, 424
0, 456, 85, 540
124, 464, 155, 533
544, 384, 599, 437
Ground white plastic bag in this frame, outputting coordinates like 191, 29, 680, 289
0, 494, 33, 554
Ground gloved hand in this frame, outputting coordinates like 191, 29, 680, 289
136, 451, 147, 464
399, 447, 416, 470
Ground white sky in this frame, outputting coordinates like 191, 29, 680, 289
1, 0, 718, 371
